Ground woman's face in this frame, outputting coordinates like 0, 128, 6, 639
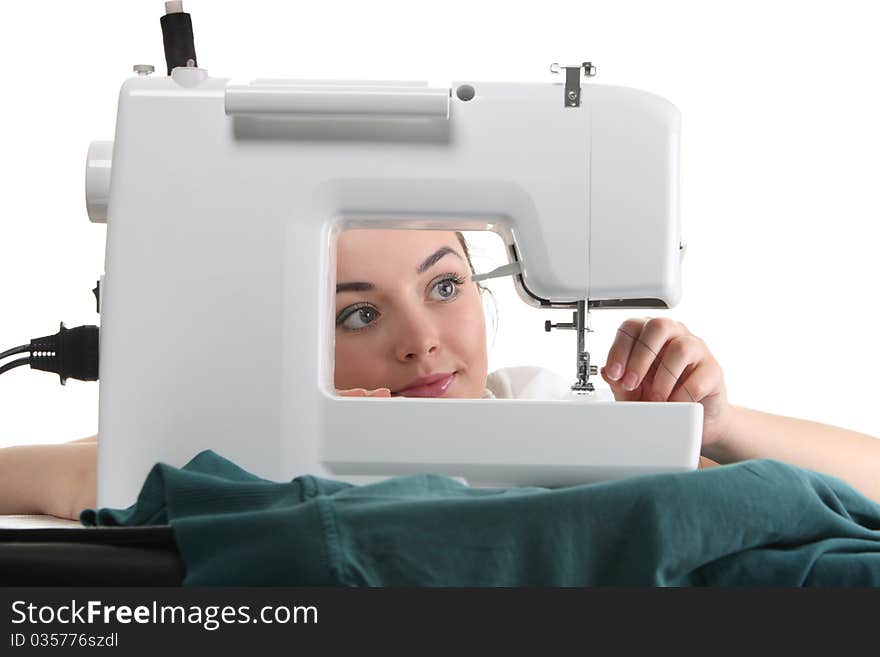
334, 229, 489, 398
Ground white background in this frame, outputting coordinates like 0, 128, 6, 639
1, 0, 878, 447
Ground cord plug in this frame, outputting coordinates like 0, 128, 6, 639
26, 323, 99, 385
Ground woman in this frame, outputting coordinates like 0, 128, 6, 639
1, 228, 878, 519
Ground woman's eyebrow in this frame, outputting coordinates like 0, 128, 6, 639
336, 246, 463, 293
417, 246, 462, 274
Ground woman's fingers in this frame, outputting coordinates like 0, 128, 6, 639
644, 335, 705, 402
668, 361, 715, 404
601, 317, 649, 401
601, 364, 643, 401
605, 317, 691, 394
337, 388, 367, 396
336, 388, 391, 397
604, 317, 650, 383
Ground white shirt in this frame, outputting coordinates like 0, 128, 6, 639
482, 366, 614, 401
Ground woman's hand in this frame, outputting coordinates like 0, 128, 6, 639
336, 388, 391, 397
599, 317, 733, 450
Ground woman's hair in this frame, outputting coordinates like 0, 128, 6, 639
454, 231, 499, 349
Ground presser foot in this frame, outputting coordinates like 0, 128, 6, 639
572, 384, 597, 396
544, 300, 598, 393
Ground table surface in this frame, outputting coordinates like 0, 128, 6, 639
0, 514, 85, 530
0, 515, 184, 586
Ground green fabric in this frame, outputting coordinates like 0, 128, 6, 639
80, 449, 880, 586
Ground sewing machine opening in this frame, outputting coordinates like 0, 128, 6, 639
327, 225, 602, 401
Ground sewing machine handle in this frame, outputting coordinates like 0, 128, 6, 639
224, 85, 450, 119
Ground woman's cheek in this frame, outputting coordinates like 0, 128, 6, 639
454, 294, 486, 341
450, 295, 488, 365
334, 333, 374, 390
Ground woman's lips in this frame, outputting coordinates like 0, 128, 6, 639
395, 372, 456, 397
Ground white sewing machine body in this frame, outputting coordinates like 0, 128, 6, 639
87, 67, 702, 509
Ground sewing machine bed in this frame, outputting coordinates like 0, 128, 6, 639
0, 521, 184, 586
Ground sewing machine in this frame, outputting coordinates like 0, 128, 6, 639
85, 59, 703, 508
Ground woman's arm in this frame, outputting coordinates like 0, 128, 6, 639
704, 404, 880, 504
66, 434, 98, 444
0, 441, 97, 519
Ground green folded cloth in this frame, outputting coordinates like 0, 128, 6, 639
81, 449, 880, 586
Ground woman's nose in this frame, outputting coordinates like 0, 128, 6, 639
393, 305, 441, 362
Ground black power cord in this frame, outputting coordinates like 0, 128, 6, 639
0, 323, 99, 385
160, 1, 198, 75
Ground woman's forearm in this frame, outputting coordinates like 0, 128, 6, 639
706, 404, 880, 505
66, 434, 98, 444
0, 442, 96, 519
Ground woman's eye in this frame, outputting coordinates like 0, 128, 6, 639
430, 274, 465, 301
337, 305, 378, 331
337, 274, 464, 333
